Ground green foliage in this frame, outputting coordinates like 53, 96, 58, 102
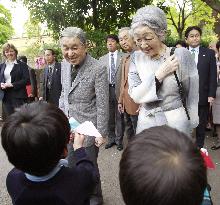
20, 41, 42, 65
87, 30, 108, 59
0, 4, 14, 45
18, 0, 219, 58
15, 0, 153, 59
24, 19, 42, 39
164, 30, 177, 47
20, 0, 152, 39
200, 27, 218, 47
154, 0, 217, 40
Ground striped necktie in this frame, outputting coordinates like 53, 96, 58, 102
110, 53, 115, 84
191, 48, 195, 60
47, 65, 53, 89
71, 64, 79, 83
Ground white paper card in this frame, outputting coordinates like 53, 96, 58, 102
69, 117, 102, 138
75, 121, 102, 138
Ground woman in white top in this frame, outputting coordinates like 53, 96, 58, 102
128, 6, 199, 136
0, 43, 29, 118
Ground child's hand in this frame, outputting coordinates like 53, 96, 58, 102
95, 137, 105, 147
73, 132, 85, 150
4, 82, 13, 88
69, 133, 74, 143
1, 83, 6, 89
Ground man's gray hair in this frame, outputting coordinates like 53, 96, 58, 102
131, 6, 167, 41
60, 27, 87, 45
118, 27, 133, 38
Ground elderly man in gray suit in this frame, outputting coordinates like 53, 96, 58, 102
99, 34, 124, 151
59, 27, 109, 205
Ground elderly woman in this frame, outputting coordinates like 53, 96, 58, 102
128, 6, 199, 136
0, 43, 29, 118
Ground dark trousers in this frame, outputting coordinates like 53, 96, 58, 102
27, 97, 35, 103
196, 105, 209, 148
68, 144, 103, 205
2, 97, 27, 119
108, 86, 123, 145
117, 111, 138, 144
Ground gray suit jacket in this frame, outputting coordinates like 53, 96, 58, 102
99, 51, 124, 100
59, 55, 109, 147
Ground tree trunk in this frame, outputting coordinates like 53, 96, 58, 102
178, 29, 183, 40
201, 0, 220, 13
91, 0, 98, 29
212, 10, 220, 40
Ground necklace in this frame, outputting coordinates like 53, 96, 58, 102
151, 45, 167, 61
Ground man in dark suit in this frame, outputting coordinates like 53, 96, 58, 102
185, 26, 217, 148
39, 49, 62, 107
18, 56, 38, 103
99, 34, 124, 151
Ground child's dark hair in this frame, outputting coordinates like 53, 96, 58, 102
1, 101, 70, 176
185, 26, 202, 38
119, 126, 207, 205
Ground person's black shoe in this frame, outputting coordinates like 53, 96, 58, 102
105, 142, 116, 149
117, 144, 123, 151
211, 144, 220, 150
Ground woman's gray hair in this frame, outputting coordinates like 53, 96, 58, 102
60, 27, 87, 45
131, 6, 167, 41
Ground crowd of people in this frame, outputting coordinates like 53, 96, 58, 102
0, 5, 219, 205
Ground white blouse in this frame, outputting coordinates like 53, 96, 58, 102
4, 60, 18, 83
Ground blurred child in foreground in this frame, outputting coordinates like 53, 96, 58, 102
1, 101, 97, 205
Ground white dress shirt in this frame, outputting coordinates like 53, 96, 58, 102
189, 46, 199, 65
4, 60, 18, 83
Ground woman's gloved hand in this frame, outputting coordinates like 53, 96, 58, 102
155, 54, 179, 82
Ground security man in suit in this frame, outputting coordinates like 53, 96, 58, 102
17, 56, 38, 103
185, 26, 217, 148
39, 49, 62, 107
99, 34, 125, 151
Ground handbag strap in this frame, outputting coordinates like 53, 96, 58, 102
170, 47, 190, 120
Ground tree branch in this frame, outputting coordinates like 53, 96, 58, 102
168, 10, 178, 31
200, 0, 220, 13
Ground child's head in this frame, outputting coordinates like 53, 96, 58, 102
119, 126, 207, 205
1, 101, 70, 176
